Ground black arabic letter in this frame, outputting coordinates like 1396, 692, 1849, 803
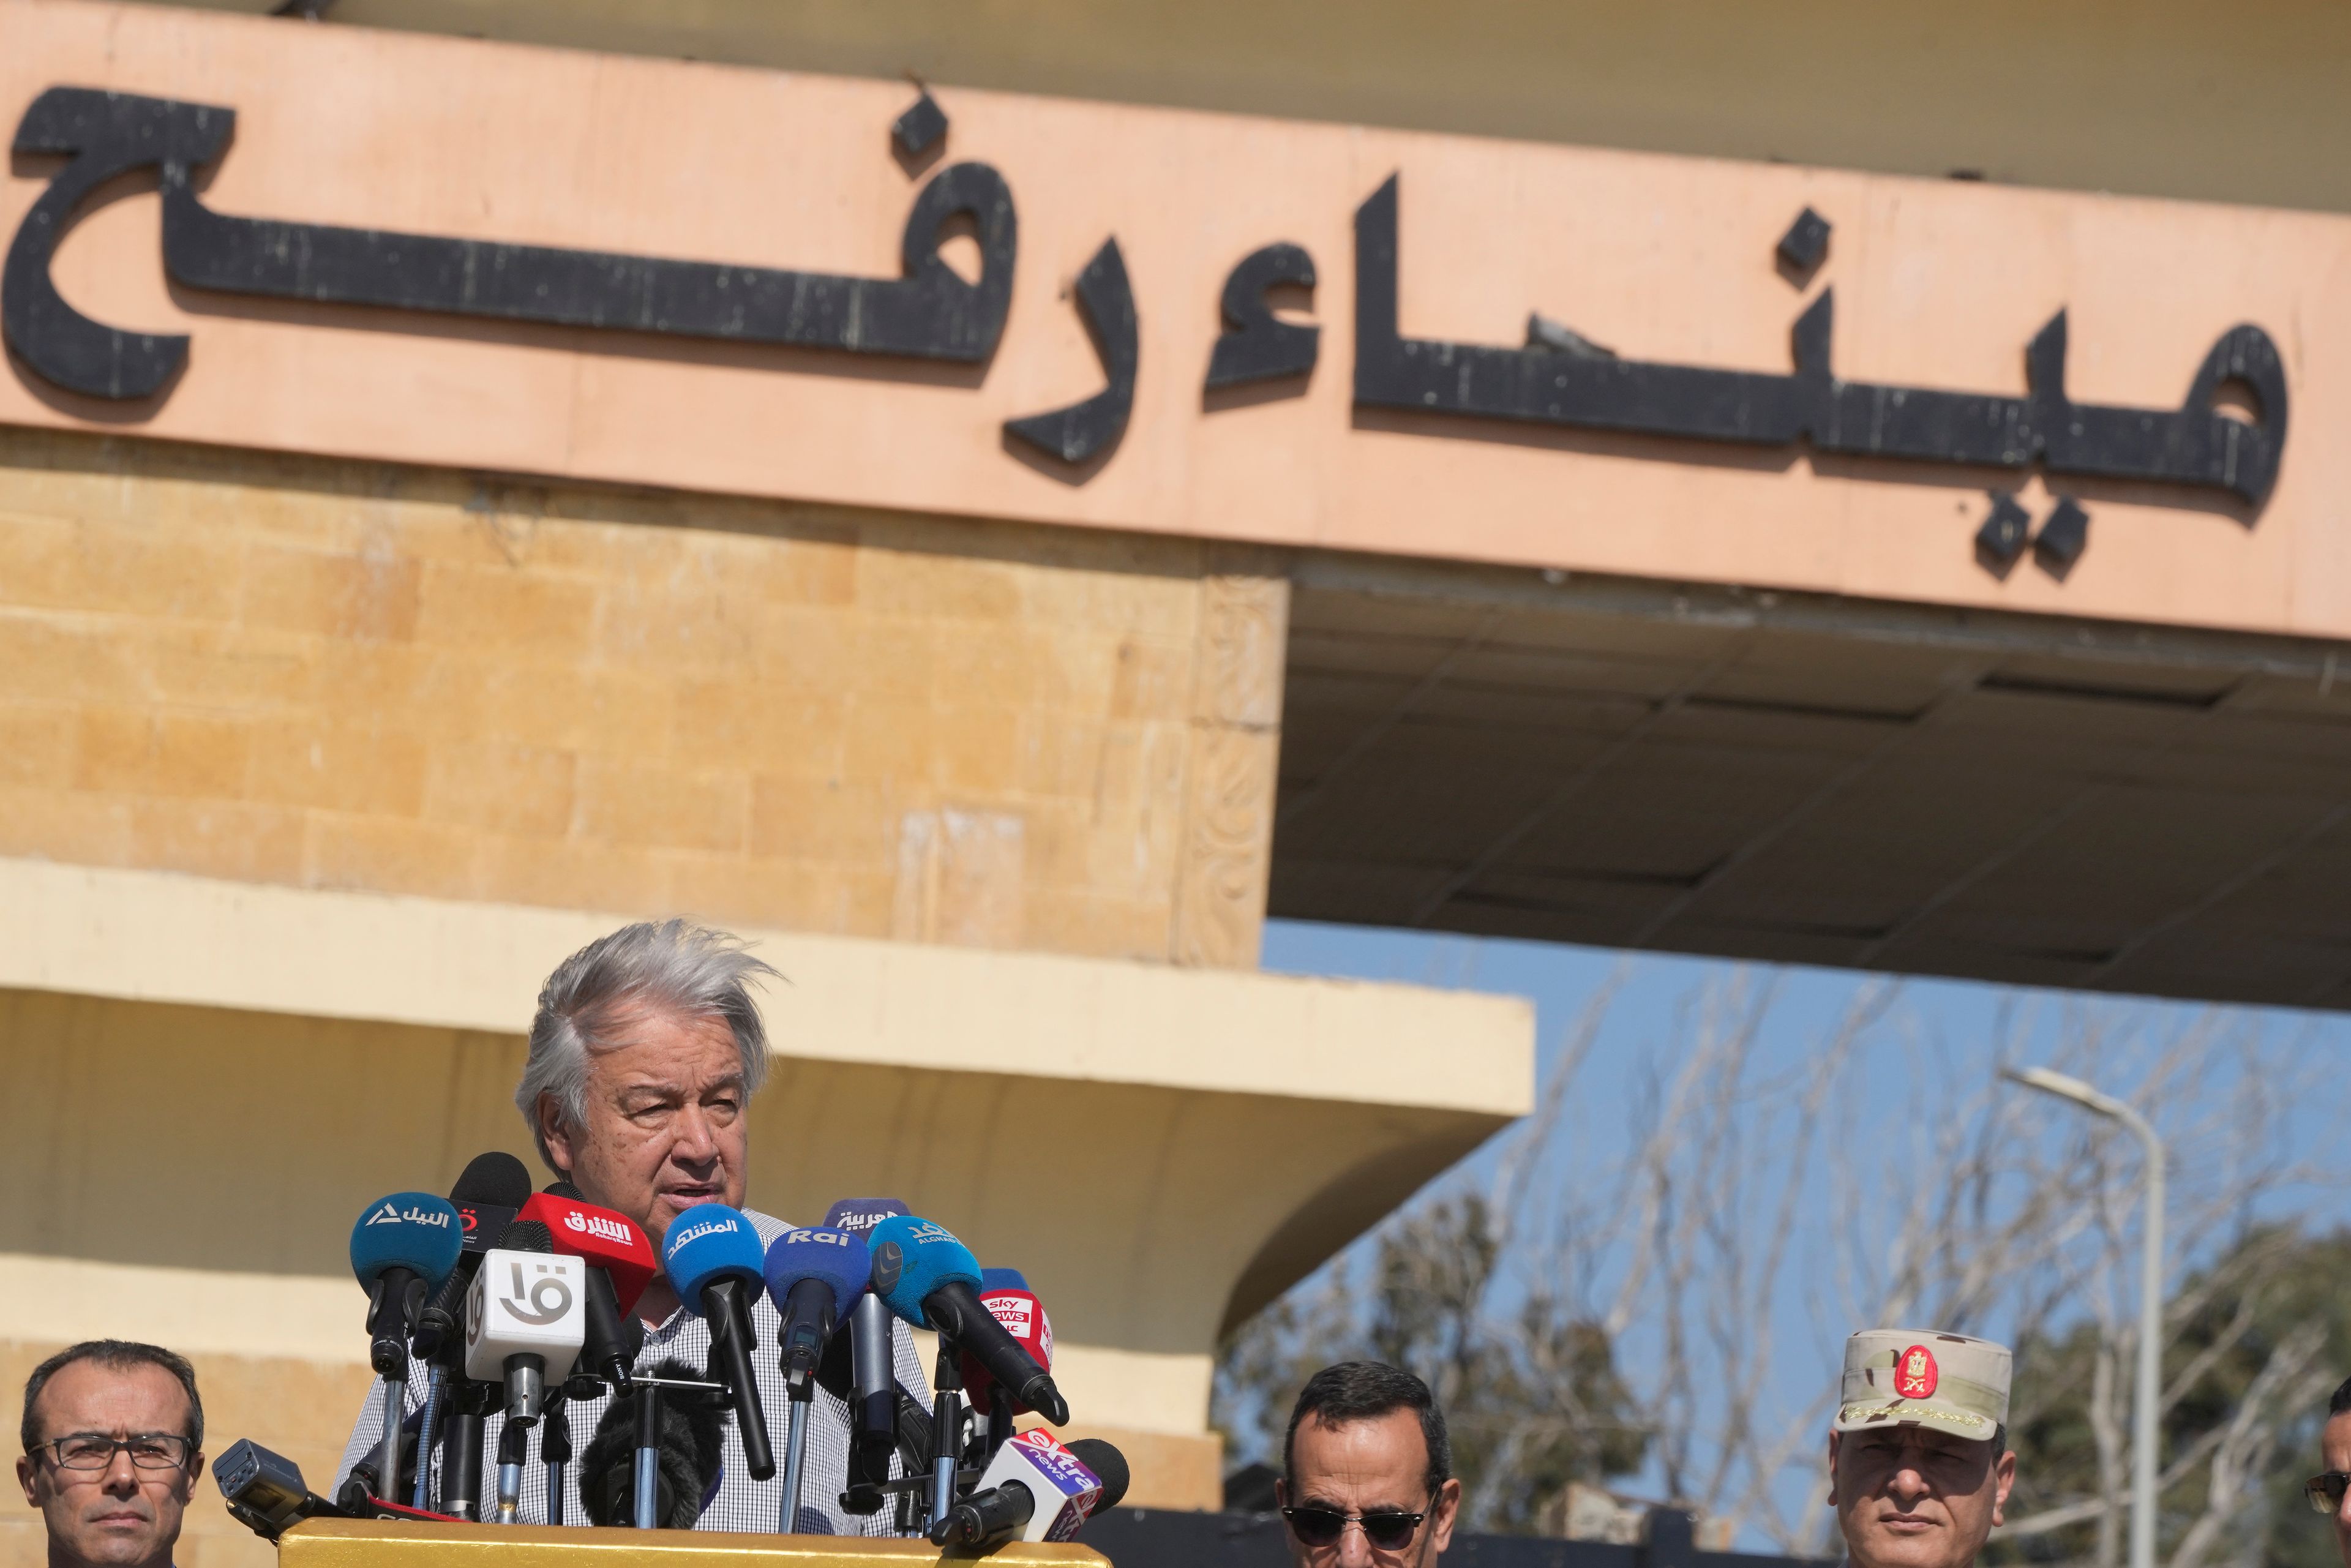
1204, 241, 1318, 392
1003, 237, 1136, 465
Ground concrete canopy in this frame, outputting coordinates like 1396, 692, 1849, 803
1273, 553, 2351, 1010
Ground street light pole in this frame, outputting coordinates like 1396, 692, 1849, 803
2001, 1067, 2165, 1568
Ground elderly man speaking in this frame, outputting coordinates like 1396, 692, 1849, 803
333, 919, 925, 1534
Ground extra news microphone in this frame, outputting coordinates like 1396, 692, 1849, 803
214, 1439, 341, 1540
519, 1183, 655, 1390
411, 1152, 531, 1510
576, 1360, 726, 1530
661, 1204, 778, 1482
762, 1226, 871, 1531
350, 1191, 463, 1501
925, 1430, 1128, 1548
820, 1198, 909, 1487
869, 1216, 1070, 1426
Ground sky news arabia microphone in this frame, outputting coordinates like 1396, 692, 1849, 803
661, 1204, 778, 1483
349, 1192, 463, 1504
519, 1182, 656, 1390
760, 1226, 869, 1532
820, 1198, 909, 1490
464, 1218, 586, 1521
961, 1267, 1052, 1459
926, 1431, 1130, 1549
409, 1153, 532, 1510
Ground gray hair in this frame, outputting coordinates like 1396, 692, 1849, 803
516, 920, 780, 1169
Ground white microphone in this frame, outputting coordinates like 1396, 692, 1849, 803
926, 1428, 1112, 1548
464, 1224, 586, 1522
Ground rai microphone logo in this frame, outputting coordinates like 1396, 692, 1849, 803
1894, 1344, 1939, 1400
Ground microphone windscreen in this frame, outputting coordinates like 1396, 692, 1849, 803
661, 1204, 764, 1308
546, 1180, 583, 1199
501, 1220, 555, 1254
820, 1198, 909, 1237
762, 1228, 870, 1310
450, 1152, 533, 1208
349, 1193, 463, 1288
576, 1359, 725, 1529
1064, 1439, 1131, 1511
867, 1216, 981, 1329
980, 1267, 1028, 1292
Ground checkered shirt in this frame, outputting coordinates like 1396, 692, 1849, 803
332, 1209, 930, 1537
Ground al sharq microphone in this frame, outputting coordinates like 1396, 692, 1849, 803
348, 1191, 463, 1504
661, 1204, 779, 1483
760, 1225, 870, 1532
520, 1182, 656, 1389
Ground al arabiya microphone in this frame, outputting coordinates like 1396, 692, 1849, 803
820, 1197, 909, 1489
869, 1216, 1070, 1426
926, 1431, 1130, 1548
349, 1191, 463, 1502
576, 1359, 726, 1529
660, 1204, 778, 1482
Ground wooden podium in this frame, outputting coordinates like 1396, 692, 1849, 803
279, 1517, 1110, 1568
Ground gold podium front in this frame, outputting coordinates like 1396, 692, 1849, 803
280, 1518, 1109, 1568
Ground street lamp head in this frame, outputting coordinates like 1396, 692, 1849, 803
1999, 1065, 2124, 1119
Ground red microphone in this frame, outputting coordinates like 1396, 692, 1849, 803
961, 1283, 1053, 1416
516, 1188, 656, 1390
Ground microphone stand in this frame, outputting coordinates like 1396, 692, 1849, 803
540, 1390, 571, 1526
927, 1340, 965, 1534
410, 1365, 446, 1512
493, 1419, 529, 1523
628, 1372, 724, 1530
778, 1386, 812, 1534
440, 1379, 491, 1521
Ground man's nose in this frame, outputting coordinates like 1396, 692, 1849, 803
99, 1449, 140, 1495
1889, 1461, 1932, 1507
1335, 1520, 1376, 1568
669, 1104, 720, 1163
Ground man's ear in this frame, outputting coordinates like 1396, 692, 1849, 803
1275, 1477, 1288, 1510
534, 1094, 574, 1177
1825, 1431, 1841, 1506
173, 1451, 203, 1502
1990, 1447, 2017, 1526
1428, 1477, 1463, 1554
16, 1450, 40, 1508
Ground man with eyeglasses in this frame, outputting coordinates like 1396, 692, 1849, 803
16, 1341, 204, 1568
1276, 1362, 1460, 1568
2301, 1375, 2351, 1563
1829, 1330, 2016, 1568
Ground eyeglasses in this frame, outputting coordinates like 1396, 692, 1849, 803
1283, 1504, 1430, 1551
2306, 1471, 2349, 1514
31, 1433, 193, 1471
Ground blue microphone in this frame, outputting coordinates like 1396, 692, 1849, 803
869, 1217, 1068, 1425
980, 1267, 1028, 1292
348, 1192, 462, 1502
661, 1205, 777, 1482
762, 1227, 871, 1532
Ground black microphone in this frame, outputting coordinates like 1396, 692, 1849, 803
213, 1439, 343, 1540
576, 1360, 726, 1529
820, 1198, 909, 1487
412, 1153, 531, 1511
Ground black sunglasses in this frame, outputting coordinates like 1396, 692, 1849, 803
2307, 1472, 2349, 1514
1283, 1504, 1430, 1551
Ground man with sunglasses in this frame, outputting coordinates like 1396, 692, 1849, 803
1277, 1362, 1460, 1568
17, 1341, 204, 1568
2301, 1375, 2351, 1562
1830, 1330, 2015, 1568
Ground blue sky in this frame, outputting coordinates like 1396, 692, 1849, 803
1256, 919, 2351, 1545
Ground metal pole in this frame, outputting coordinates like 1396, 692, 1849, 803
2001, 1067, 2166, 1568
779, 1398, 811, 1534
375, 1376, 406, 1504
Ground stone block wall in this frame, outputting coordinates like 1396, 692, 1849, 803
0, 430, 1286, 966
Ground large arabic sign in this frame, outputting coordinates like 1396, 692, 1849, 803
1, 0, 2342, 640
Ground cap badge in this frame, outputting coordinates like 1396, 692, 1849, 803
1894, 1344, 1939, 1400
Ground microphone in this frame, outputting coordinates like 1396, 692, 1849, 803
576, 1360, 727, 1529
660, 1204, 778, 1482
925, 1430, 1127, 1548
518, 1184, 655, 1390
961, 1274, 1052, 1415
411, 1153, 532, 1510
213, 1439, 342, 1540
349, 1191, 463, 1502
761, 1226, 871, 1531
820, 1198, 909, 1488
463, 1218, 585, 1523
869, 1216, 1070, 1425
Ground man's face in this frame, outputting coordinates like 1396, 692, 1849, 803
2317, 1409, 2351, 1567
1277, 1409, 1460, 1568
15, 1361, 200, 1568
1831, 1424, 2015, 1568
536, 1006, 750, 1247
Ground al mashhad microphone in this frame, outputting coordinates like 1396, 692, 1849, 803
349, 1191, 463, 1504
410, 1152, 532, 1510
463, 1218, 586, 1522
926, 1431, 1130, 1548
760, 1226, 870, 1532
820, 1198, 909, 1490
660, 1204, 778, 1482
576, 1360, 727, 1530
869, 1216, 1070, 1427
519, 1183, 655, 1390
